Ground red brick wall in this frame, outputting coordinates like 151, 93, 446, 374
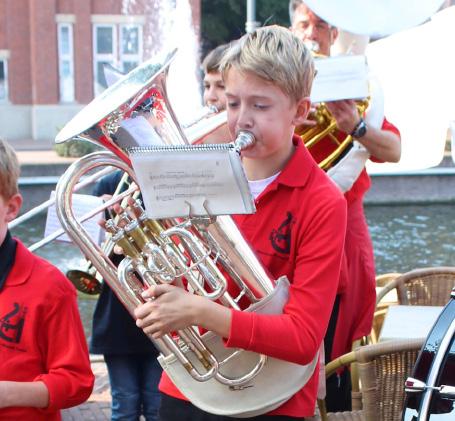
92, 0, 122, 14
29, 0, 59, 104
0, 0, 7, 48
73, 0, 93, 102
5, 0, 32, 104
190, 0, 201, 35
56, 0, 73, 13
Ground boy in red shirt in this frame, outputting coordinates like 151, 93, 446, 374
0, 139, 94, 420
135, 26, 347, 420
289, 1, 401, 411
202, 43, 229, 112
199, 43, 231, 145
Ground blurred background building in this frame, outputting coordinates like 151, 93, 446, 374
0, 0, 201, 144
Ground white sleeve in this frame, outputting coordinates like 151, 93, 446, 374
327, 71, 383, 193
326, 141, 370, 193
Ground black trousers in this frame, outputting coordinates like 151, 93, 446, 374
324, 294, 352, 412
158, 394, 306, 421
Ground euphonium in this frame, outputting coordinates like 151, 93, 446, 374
54, 51, 318, 417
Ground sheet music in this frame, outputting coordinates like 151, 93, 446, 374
130, 146, 255, 219
115, 116, 165, 149
44, 192, 105, 245
311, 55, 369, 103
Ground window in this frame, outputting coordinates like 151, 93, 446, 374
57, 23, 75, 102
120, 25, 142, 73
93, 23, 142, 95
93, 24, 116, 95
0, 59, 8, 102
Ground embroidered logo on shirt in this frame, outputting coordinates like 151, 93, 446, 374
270, 212, 294, 254
0, 302, 26, 344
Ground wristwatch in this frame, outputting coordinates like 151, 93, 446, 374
350, 118, 367, 138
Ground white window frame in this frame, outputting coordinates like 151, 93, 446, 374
93, 23, 117, 96
0, 59, 8, 102
119, 24, 143, 73
0, 50, 9, 102
57, 22, 75, 103
92, 22, 143, 95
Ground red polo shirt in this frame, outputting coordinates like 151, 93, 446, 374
159, 140, 347, 418
308, 117, 400, 361
0, 239, 94, 420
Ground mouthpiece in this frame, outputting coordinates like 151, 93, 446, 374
304, 40, 321, 54
234, 131, 255, 152
182, 105, 219, 129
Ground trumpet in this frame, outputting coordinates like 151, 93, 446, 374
65, 171, 133, 295
297, 98, 369, 170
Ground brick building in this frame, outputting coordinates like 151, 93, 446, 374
0, 0, 201, 144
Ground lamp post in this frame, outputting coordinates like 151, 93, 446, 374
245, 0, 260, 33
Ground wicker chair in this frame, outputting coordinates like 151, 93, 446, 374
376, 267, 455, 306
370, 308, 388, 344
372, 272, 402, 343
376, 272, 402, 288
317, 338, 424, 421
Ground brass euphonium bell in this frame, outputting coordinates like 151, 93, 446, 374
54, 50, 318, 417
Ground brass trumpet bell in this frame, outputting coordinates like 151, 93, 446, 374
66, 267, 103, 295
297, 98, 369, 170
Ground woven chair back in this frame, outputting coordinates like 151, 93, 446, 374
357, 339, 423, 421
377, 267, 455, 307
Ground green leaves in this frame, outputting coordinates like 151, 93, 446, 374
201, 0, 289, 54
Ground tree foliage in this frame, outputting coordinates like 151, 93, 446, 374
201, 0, 290, 56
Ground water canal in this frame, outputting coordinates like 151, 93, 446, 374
10, 204, 455, 342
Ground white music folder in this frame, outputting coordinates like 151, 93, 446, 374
129, 143, 255, 219
311, 55, 369, 103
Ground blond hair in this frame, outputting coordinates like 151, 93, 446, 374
0, 138, 20, 200
220, 25, 315, 103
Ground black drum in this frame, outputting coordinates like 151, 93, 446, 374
402, 288, 455, 420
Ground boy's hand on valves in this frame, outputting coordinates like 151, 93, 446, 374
135, 284, 201, 339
